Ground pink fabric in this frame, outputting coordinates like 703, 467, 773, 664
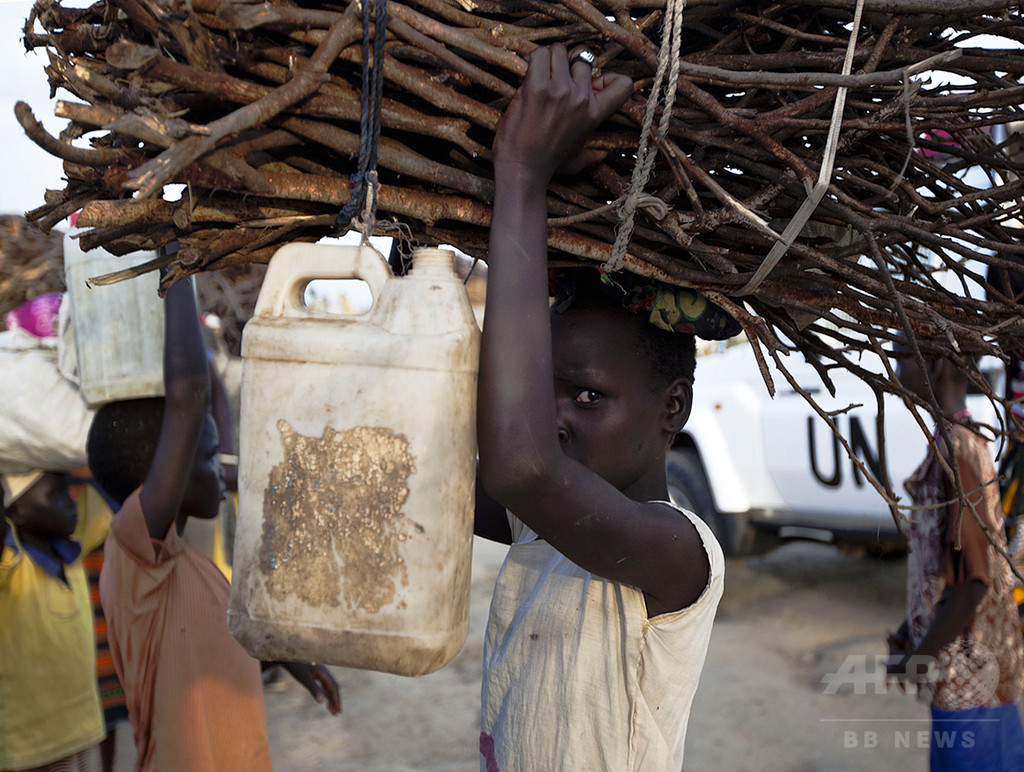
480, 732, 499, 772
5, 293, 63, 338
916, 129, 957, 159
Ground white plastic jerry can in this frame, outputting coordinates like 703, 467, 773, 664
228, 243, 480, 676
63, 226, 165, 407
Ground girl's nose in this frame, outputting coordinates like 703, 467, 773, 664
555, 395, 571, 444
556, 409, 571, 444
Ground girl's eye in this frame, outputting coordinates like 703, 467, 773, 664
574, 389, 601, 404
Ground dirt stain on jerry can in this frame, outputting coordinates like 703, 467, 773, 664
228, 244, 480, 676
259, 420, 416, 615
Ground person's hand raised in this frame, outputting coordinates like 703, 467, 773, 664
493, 44, 633, 185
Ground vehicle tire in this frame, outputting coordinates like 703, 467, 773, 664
666, 447, 775, 558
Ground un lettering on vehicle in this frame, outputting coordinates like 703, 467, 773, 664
808, 413, 882, 489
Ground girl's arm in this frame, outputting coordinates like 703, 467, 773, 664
478, 46, 708, 616
474, 474, 512, 544
139, 273, 210, 540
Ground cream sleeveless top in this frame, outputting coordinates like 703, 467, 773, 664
480, 503, 724, 771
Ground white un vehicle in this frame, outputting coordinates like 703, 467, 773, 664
669, 343, 1003, 556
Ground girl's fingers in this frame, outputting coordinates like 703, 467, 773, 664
548, 42, 569, 80
593, 73, 634, 119
567, 45, 595, 83
525, 45, 551, 87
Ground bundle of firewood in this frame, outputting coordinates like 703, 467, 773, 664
15, 0, 1024, 406
0, 215, 65, 318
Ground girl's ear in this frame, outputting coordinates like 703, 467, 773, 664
663, 378, 693, 434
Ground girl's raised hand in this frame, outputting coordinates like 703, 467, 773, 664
493, 44, 633, 184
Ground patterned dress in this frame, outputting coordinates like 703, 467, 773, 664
903, 423, 1024, 710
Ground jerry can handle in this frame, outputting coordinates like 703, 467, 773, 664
253, 243, 393, 319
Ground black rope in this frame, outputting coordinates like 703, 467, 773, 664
335, 0, 388, 236
386, 238, 412, 276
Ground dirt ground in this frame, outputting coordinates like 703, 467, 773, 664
111, 538, 949, 771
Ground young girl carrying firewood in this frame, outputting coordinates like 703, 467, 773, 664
474, 44, 735, 769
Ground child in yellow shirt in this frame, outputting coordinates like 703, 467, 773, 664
1, 470, 105, 771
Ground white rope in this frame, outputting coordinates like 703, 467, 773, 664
350, 169, 380, 245
637, 193, 670, 220
603, 0, 685, 273
733, 0, 866, 296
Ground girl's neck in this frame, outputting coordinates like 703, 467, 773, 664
940, 395, 969, 423
14, 527, 70, 583
934, 381, 968, 422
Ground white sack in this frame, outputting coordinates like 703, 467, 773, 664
0, 329, 95, 474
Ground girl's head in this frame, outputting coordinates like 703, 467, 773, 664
893, 338, 972, 418
3, 471, 77, 540
895, 351, 943, 403
550, 268, 704, 387
87, 397, 223, 518
549, 269, 713, 493
550, 267, 742, 379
